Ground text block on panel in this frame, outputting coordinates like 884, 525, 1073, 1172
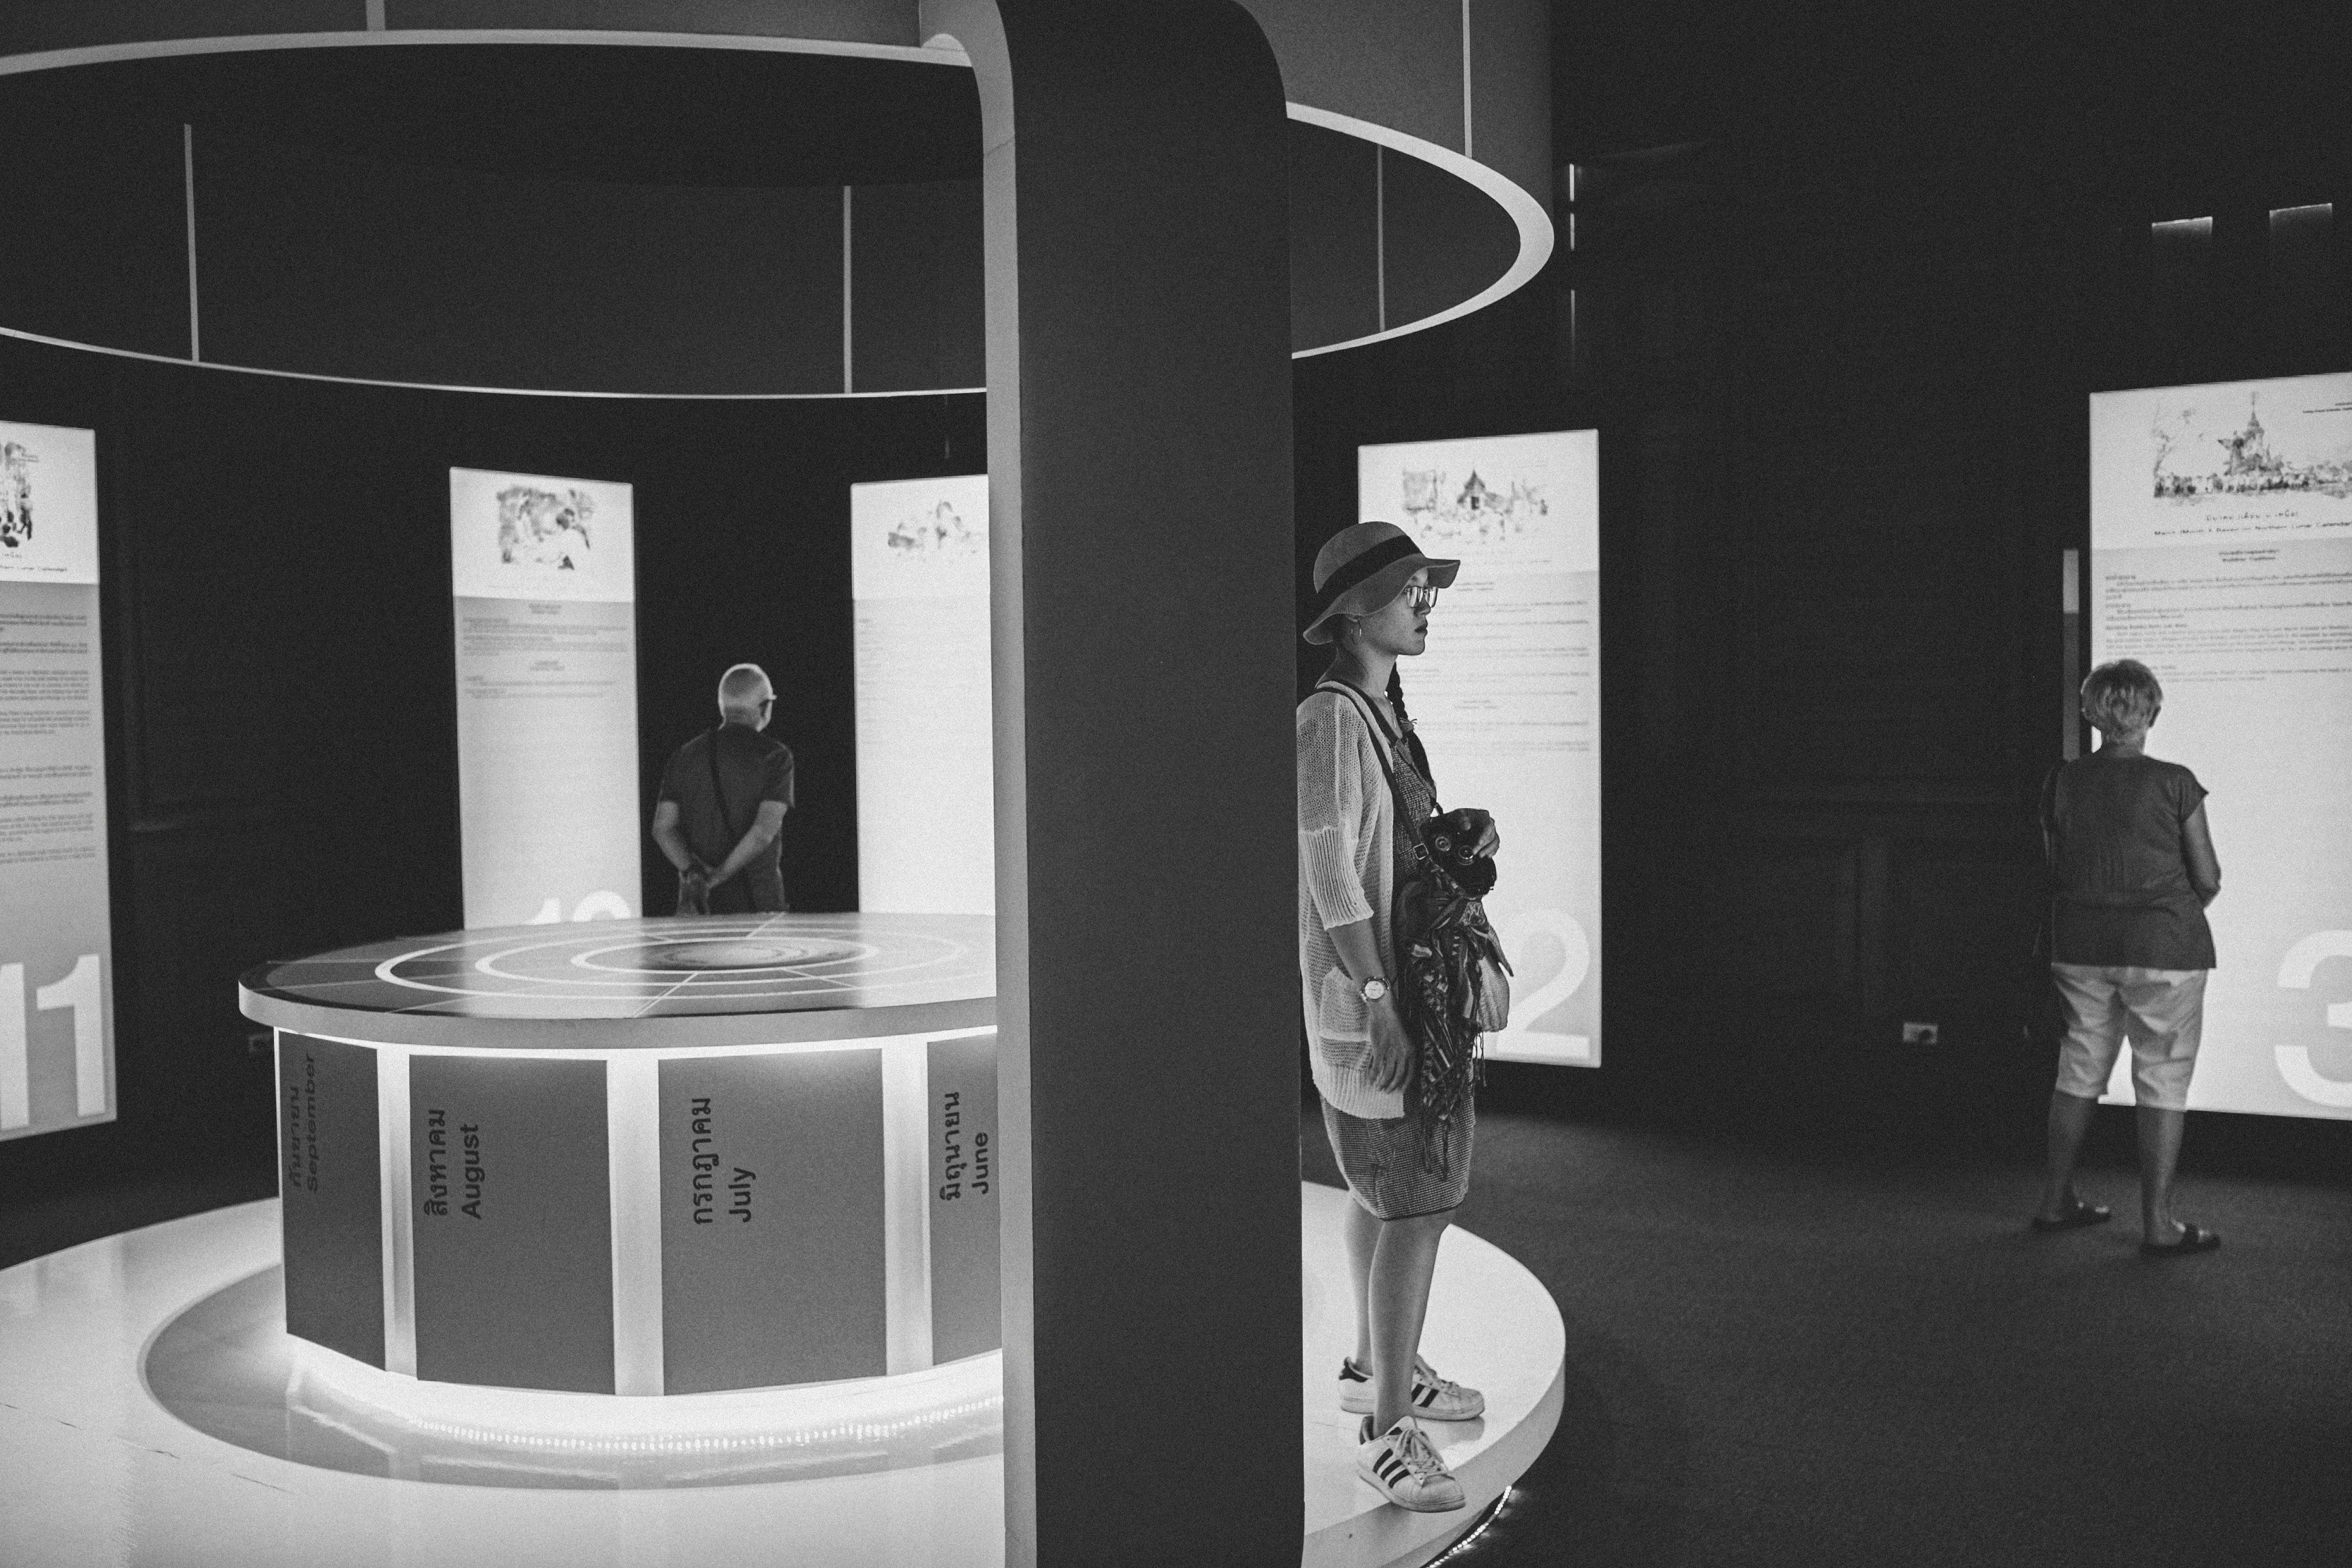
0, 420, 115, 1142
277, 1033, 383, 1368
657, 1050, 888, 1394
449, 467, 639, 928
1358, 429, 1602, 1065
851, 473, 994, 914
409, 1054, 614, 1392
927, 1032, 999, 1362
2091, 373, 2352, 1119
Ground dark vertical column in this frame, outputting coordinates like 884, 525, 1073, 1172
1856, 834, 1891, 1024
2210, 206, 2268, 378
2149, 215, 2214, 383
2268, 202, 2338, 374
924, 2, 1302, 1561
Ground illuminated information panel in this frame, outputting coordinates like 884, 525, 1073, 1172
2091, 373, 2352, 1118
1358, 430, 1602, 1065
850, 475, 993, 914
449, 468, 640, 928
0, 420, 113, 1141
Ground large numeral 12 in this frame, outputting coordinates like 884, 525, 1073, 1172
0, 955, 107, 1131
527, 891, 634, 924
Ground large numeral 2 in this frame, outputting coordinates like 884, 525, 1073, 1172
1496, 909, 1592, 1059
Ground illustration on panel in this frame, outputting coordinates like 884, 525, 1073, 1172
1, 442, 33, 552
494, 485, 598, 572
2147, 391, 2352, 504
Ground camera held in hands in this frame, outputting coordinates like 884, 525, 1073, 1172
1426, 807, 1498, 897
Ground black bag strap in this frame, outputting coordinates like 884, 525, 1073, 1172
705, 727, 741, 846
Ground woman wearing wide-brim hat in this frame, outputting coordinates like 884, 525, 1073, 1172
1297, 519, 1499, 1514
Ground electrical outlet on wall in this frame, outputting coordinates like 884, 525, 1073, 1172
1902, 1021, 1940, 1046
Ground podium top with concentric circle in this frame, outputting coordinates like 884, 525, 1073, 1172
238, 913, 994, 1050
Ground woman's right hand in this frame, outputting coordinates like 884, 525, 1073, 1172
1366, 991, 1414, 1093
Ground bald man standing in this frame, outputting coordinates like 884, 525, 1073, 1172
652, 663, 796, 914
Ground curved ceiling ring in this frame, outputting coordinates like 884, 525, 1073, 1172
1286, 102, 1553, 360
0, 23, 1552, 397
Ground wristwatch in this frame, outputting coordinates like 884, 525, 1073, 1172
1357, 975, 1390, 1003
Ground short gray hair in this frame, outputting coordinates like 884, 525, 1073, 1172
2081, 658, 2162, 735
716, 663, 771, 711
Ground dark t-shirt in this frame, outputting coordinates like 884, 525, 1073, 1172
657, 723, 795, 910
2040, 751, 2215, 969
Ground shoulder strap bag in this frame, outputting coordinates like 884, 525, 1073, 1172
1315, 682, 1511, 1166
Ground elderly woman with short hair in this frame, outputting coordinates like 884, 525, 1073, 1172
2034, 658, 2223, 1256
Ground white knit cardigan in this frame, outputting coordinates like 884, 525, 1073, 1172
1296, 686, 1404, 1120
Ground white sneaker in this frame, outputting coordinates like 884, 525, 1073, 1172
1336, 1355, 1485, 1421
1356, 1415, 1467, 1513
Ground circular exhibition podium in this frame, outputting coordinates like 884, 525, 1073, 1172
239, 914, 998, 1398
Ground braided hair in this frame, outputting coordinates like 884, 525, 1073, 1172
1327, 611, 1435, 790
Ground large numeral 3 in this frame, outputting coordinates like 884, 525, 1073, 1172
2275, 930, 2352, 1108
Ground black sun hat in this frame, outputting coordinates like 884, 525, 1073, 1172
1302, 520, 1460, 645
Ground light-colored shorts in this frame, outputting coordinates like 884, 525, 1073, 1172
2051, 963, 2207, 1112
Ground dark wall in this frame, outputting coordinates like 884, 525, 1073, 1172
1583, 160, 2350, 1148
0, 76, 983, 395
0, 330, 982, 1203
7, 11, 2346, 1236
1297, 143, 2352, 1157
196, 131, 849, 394
1, 51, 1519, 385
1579, 175, 2061, 1137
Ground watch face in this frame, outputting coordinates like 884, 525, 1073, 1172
1361, 978, 1387, 1001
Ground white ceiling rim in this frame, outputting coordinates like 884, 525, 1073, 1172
1284, 103, 1555, 359
0, 26, 1553, 390
0, 29, 976, 77
0, 323, 987, 400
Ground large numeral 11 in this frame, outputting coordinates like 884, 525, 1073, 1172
0, 955, 107, 1131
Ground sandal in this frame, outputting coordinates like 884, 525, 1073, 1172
2030, 1197, 2112, 1232
2140, 1223, 2221, 1258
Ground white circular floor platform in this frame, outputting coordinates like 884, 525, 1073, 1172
0, 1186, 1562, 1567
1299, 1183, 1567, 1568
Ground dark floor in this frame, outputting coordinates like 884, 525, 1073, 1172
7, 1093, 2350, 1567
1308, 1092, 2352, 1568
0, 1163, 276, 1273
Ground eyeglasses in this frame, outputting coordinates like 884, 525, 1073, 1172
1401, 584, 1440, 612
